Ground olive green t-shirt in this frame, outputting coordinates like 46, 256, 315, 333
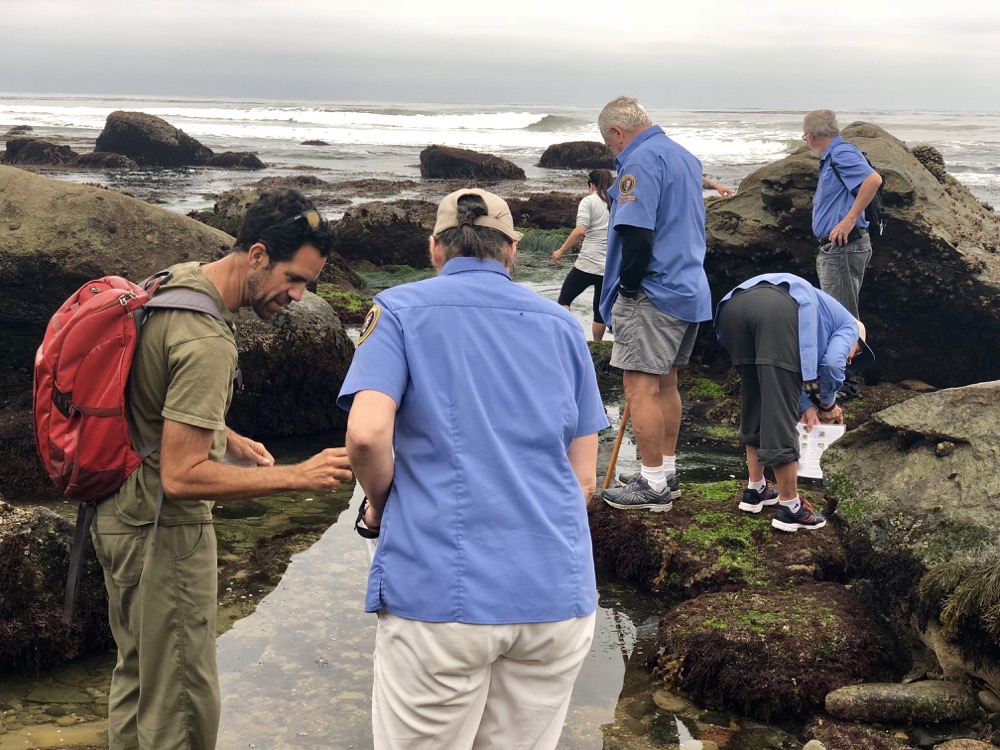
112, 262, 238, 526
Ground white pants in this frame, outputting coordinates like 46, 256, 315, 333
372, 611, 596, 750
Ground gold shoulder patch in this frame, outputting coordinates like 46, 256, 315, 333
358, 305, 381, 345
618, 174, 636, 195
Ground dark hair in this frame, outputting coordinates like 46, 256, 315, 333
233, 189, 334, 261
588, 169, 614, 210
435, 194, 512, 264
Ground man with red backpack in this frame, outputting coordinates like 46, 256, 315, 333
91, 189, 352, 750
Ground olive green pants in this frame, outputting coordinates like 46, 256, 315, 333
92, 501, 220, 750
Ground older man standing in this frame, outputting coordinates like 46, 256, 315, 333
803, 109, 882, 399
598, 96, 712, 512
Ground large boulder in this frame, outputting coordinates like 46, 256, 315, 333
538, 141, 613, 170
0, 166, 358, 494
419, 145, 525, 181
94, 110, 213, 167
3, 138, 78, 166
704, 122, 1000, 388
0, 500, 111, 673
228, 291, 353, 438
823, 381, 1000, 692
332, 200, 434, 268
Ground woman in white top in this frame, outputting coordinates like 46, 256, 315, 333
551, 169, 614, 341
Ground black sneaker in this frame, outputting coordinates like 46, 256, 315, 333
771, 500, 826, 532
603, 476, 673, 512
738, 483, 779, 513
617, 470, 681, 500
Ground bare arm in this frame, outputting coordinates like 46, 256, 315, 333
703, 177, 734, 197
552, 226, 587, 262
567, 432, 599, 505
346, 390, 397, 527
830, 171, 883, 245
160, 419, 351, 500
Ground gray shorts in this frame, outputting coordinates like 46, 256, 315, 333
610, 289, 698, 374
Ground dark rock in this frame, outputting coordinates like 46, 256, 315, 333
228, 292, 353, 438
72, 151, 139, 169
507, 192, 580, 229
419, 145, 525, 181
253, 175, 332, 191
804, 716, 910, 750
300, 140, 330, 146
912, 144, 948, 184
3, 138, 78, 166
94, 110, 213, 167
650, 583, 901, 721
589, 480, 846, 598
332, 200, 435, 268
187, 188, 259, 237
2, 125, 33, 139
704, 122, 1000, 388
0, 500, 112, 672
205, 151, 266, 170
825, 681, 979, 724
538, 140, 614, 170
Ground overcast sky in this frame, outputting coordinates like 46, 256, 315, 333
2, 0, 998, 110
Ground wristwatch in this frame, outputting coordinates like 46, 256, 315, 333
818, 402, 837, 413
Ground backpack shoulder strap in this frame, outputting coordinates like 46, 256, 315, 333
144, 289, 228, 323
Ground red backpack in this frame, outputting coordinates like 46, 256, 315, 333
33, 271, 229, 623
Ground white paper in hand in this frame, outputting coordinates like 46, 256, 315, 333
796, 423, 846, 479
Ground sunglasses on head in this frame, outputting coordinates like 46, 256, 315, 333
269, 209, 325, 232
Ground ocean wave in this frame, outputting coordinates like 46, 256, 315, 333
523, 114, 588, 132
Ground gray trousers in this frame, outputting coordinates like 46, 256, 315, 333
815, 232, 872, 319
817, 233, 871, 394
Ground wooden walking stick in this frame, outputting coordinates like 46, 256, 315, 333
602, 402, 631, 490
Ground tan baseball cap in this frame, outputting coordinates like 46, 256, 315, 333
848, 319, 876, 372
433, 188, 523, 242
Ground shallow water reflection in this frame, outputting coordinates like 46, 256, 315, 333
216, 483, 661, 750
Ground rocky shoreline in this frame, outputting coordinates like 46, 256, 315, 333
2, 111, 1000, 749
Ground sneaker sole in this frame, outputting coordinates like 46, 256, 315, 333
616, 477, 682, 500
738, 498, 778, 513
771, 518, 827, 532
603, 498, 673, 512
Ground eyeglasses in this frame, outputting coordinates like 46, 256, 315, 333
801, 133, 810, 141
269, 209, 325, 232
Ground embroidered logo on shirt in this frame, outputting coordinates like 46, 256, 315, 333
358, 305, 381, 345
618, 174, 636, 195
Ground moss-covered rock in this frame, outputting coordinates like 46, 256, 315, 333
589, 481, 846, 598
0, 501, 111, 674
332, 201, 434, 268
825, 681, 979, 725
823, 381, 1000, 694
649, 584, 902, 721
315, 284, 372, 325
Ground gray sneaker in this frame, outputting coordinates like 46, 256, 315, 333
617, 470, 681, 500
603, 476, 673, 512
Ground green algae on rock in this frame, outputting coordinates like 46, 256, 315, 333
651, 584, 902, 721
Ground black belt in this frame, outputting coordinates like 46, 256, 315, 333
818, 227, 867, 245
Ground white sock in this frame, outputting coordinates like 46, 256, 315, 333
640, 464, 667, 491
747, 478, 766, 492
662, 455, 676, 475
779, 496, 802, 513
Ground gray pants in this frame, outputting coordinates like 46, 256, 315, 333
817, 233, 871, 395
815, 232, 872, 319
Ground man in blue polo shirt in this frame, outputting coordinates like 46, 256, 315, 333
597, 96, 713, 512
804, 109, 883, 399
338, 188, 609, 749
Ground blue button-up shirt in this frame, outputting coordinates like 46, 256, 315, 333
812, 135, 876, 238
714, 273, 859, 412
600, 125, 712, 326
337, 257, 609, 624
